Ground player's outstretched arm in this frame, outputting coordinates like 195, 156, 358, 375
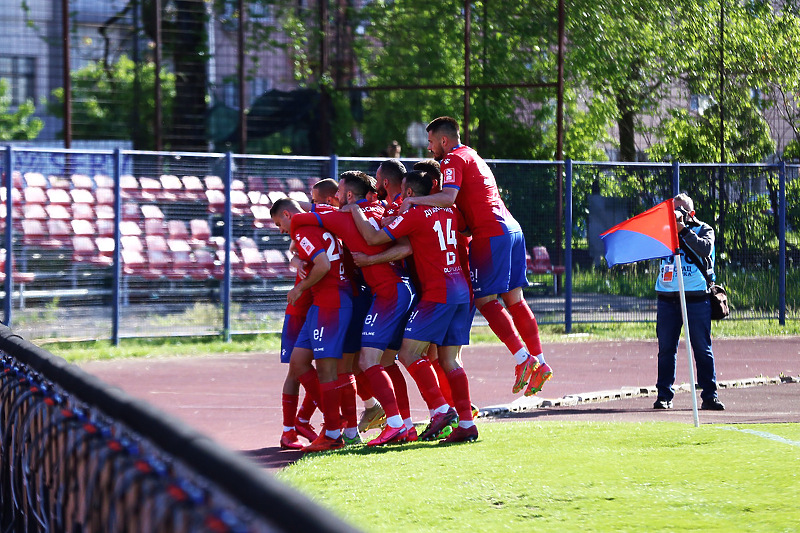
348, 205, 392, 246
401, 187, 458, 212
351, 237, 411, 267
289, 212, 321, 233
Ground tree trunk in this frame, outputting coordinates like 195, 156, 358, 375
617, 98, 637, 162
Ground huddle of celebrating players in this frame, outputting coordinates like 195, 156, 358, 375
273, 117, 553, 453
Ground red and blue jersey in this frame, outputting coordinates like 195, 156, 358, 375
440, 145, 521, 239
382, 205, 469, 304
382, 193, 403, 220
291, 225, 351, 307
292, 200, 407, 299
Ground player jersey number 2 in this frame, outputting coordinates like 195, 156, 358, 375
433, 218, 458, 266
322, 232, 341, 261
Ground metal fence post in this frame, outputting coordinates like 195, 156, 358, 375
222, 152, 233, 341
672, 161, 680, 196
3, 146, 13, 327
779, 161, 786, 325
565, 159, 573, 333
112, 149, 122, 345
329, 153, 338, 180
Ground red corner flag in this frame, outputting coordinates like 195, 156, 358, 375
599, 199, 680, 267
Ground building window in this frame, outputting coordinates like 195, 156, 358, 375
0, 56, 36, 106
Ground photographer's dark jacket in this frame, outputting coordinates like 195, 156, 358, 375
655, 219, 715, 299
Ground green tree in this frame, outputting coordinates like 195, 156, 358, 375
0, 79, 43, 140
48, 56, 175, 148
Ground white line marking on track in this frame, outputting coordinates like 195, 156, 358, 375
721, 427, 800, 447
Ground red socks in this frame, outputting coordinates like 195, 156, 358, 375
406, 358, 446, 411
431, 358, 454, 406
446, 367, 473, 422
281, 393, 299, 428
337, 373, 358, 429
354, 371, 374, 402
479, 299, 525, 355
319, 380, 341, 432
385, 363, 411, 421
297, 369, 321, 407
507, 300, 543, 356
363, 365, 401, 418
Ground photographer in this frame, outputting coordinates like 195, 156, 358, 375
653, 193, 725, 411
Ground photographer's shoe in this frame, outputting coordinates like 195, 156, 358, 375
653, 398, 673, 409
701, 397, 725, 410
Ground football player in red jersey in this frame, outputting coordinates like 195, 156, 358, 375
400, 116, 552, 398
271, 198, 353, 452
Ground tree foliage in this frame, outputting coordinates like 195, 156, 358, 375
0, 80, 43, 141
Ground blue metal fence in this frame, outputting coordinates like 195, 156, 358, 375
1, 146, 796, 342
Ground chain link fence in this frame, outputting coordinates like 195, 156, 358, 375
1, 147, 796, 341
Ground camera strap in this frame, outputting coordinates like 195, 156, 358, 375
679, 233, 715, 289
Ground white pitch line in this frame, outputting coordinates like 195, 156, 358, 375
721, 427, 800, 447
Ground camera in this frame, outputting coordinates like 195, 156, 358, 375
674, 206, 690, 223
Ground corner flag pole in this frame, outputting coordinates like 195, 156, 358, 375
674, 253, 700, 427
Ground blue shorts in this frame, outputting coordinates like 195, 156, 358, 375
280, 313, 306, 363
295, 304, 353, 360
362, 280, 415, 351
404, 300, 472, 346
343, 286, 372, 354
469, 231, 529, 297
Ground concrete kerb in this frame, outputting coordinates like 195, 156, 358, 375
476, 374, 799, 418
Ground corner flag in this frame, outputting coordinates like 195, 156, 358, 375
599, 199, 680, 267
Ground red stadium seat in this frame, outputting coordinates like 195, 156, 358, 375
96, 219, 115, 237
71, 174, 95, 190
94, 174, 114, 189
159, 174, 182, 202
205, 175, 224, 191
48, 174, 71, 189
70, 188, 95, 205
144, 218, 166, 236
95, 204, 115, 220
263, 249, 293, 278
120, 220, 142, 237
23, 172, 48, 188
120, 174, 141, 200
167, 219, 190, 240
95, 187, 115, 205
72, 203, 95, 220
141, 204, 165, 220
46, 219, 71, 248
205, 189, 225, 213
181, 175, 204, 200
71, 219, 95, 236
286, 177, 305, 191
139, 176, 163, 201
189, 219, 211, 247
46, 188, 72, 205
22, 203, 47, 220
23, 186, 47, 205
247, 176, 266, 193
529, 246, 566, 295
45, 204, 71, 220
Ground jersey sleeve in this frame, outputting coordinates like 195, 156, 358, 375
441, 154, 464, 190
290, 212, 323, 233
382, 210, 417, 240
292, 228, 326, 262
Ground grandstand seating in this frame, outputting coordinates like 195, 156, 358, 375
7, 169, 317, 286
528, 245, 566, 295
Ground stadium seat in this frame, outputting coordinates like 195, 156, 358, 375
96, 219, 115, 237
72, 236, 112, 266
167, 219, 190, 240
71, 219, 95, 236
23, 172, 48, 188
288, 190, 309, 203
22, 203, 48, 220
247, 190, 263, 205
231, 189, 250, 214
22, 219, 48, 246
48, 174, 71, 189
166, 238, 193, 280
121, 235, 143, 252
120, 174, 141, 200
121, 248, 149, 276
189, 219, 211, 247
23, 186, 47, 205
240, 246, 268, 278
144, 218, 166, 236
46, 219, 72, 248
205, 175, 224, 191
159, 174, 182, 201
263, 249, 293, 278
70, 188, 95, 205
194, 248, 220, 279
45, 204, 71, 220
250, 205, 272, 230
139, 176, 162, 201
122, 203, 142, 221
95, 187, 115, 205
95, 204, 115, 220
146, 234, 169, 253
267, 191, 287, 204
144, 248, 169, 279
72, 203, 95, 220
96, 237, 115, 257
71, 173, 95, 190
205, 189, 226, 213
119, 220, 142, 236
529, 246, 566, 295
181, 175, 205, 200
247, 176, 266, 193
141, 204, 165, 219
232, 178, 246, 190
94, 174, 114, 189
286, 177, 305, 191
47, 187, 72, 205
265, 177, 285, 191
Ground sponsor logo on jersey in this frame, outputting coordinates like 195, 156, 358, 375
299, 236, 315, 255
444, 168, 455, 183
388, 215, 404, 230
